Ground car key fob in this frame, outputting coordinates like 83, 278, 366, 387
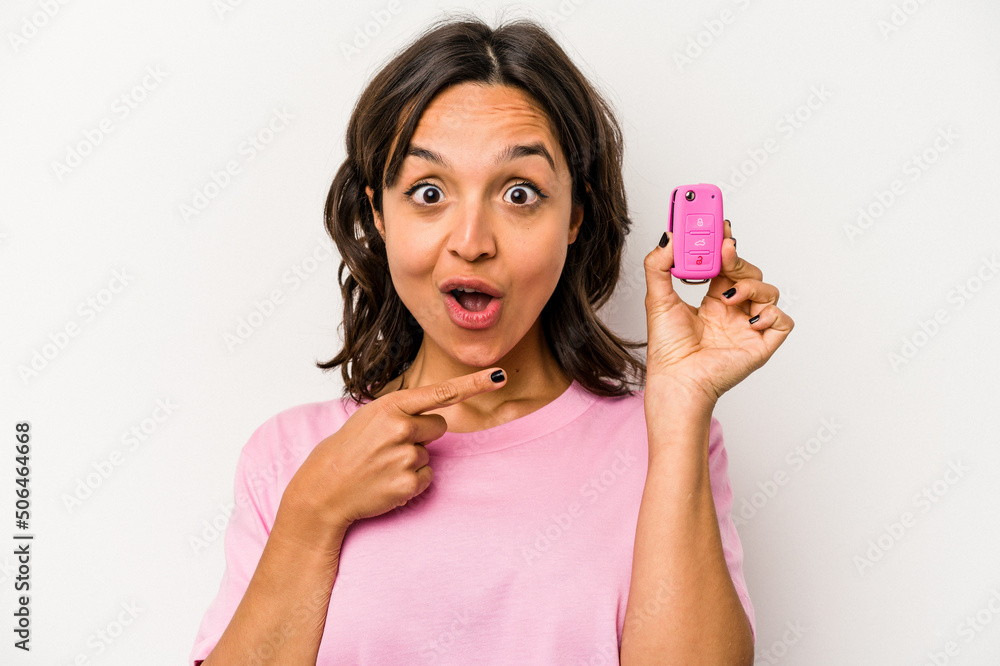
668, 183, 724, 284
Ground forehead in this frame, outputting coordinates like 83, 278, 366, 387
402, 83, 566, 175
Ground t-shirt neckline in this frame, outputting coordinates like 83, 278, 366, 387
343, 378, 596, 456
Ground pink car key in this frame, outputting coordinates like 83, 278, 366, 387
668, 183, 724, 284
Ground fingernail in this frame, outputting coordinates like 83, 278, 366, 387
749, 314, 760, 324
723, 287, 736, 299
658, 231, 669, 248
491, 369, 505, 383
732, 237, 737, 249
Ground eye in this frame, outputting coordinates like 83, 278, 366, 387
402, 179, 548, 208
503, 180, 547, 207
404, 182, 443, 206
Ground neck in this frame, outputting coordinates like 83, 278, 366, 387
397, 317, 571, 413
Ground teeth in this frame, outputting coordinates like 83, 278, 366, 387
454, 286, 479, 293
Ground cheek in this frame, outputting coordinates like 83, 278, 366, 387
510, 229, 568, 298
382, 208, 437, 278
385, 238, 435, 296
382, 223, 446, 323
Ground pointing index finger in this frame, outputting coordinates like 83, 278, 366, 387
390, 368, 507, 416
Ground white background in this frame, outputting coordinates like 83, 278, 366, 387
2, 0, 999, 664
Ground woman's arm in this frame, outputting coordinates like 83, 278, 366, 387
619, 384, 754, 666
201, 494, 350, 665
624, 218, 792, 663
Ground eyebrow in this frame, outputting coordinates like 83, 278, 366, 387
404, 141, 556, 173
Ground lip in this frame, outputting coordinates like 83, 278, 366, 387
443, 290, 503, 330
438, 276, 504, 298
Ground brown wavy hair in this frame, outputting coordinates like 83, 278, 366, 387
317, 12, 647, 402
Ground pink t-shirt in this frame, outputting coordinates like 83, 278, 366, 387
190, 379, 754, 664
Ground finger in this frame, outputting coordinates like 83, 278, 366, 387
412, 464, 434, 498
411, 438, 431, 470
376, 411, 450, 456
748, 303, 795, 352
720, 278, 781, 317
643, 231, 683, 311
723, 219, 737, 251
391, 367, 507, 417
707, 231, 762, 300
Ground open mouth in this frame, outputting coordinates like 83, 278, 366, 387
443, 289, 502, 330
450, 289, 494, 312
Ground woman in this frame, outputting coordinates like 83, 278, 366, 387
191, 14, 792, 665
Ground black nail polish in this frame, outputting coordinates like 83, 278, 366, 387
749, 314, 760, 324
491, 369, 505, 383
723, 287, 736, 299
658, 232, 669, 248
732, 237, 737, 249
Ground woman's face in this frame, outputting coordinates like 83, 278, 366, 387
366, 82, 583, 371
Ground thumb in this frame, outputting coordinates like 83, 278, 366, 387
643, 231, 681, 311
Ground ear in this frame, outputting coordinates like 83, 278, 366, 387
568, 203, 584, 245
365, 186, 385, 239
568, 185, 589, 245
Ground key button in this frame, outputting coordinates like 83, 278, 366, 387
685, 252, 709, 269
686, 214, 714, 232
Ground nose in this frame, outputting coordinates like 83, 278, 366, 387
446, 197, 496, 262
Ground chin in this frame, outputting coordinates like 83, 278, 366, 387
447, 344, 505, 370
433, 330, 508, 366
